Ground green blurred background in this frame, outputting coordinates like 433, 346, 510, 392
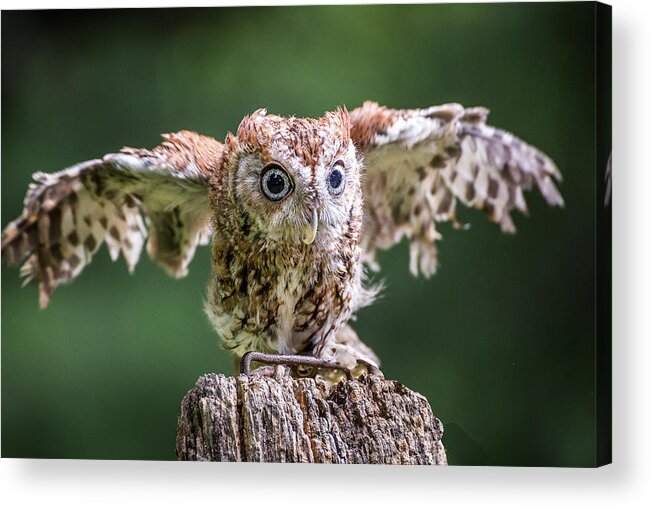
2, 3, 599, 465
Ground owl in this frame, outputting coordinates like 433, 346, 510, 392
1, 102, 564, 379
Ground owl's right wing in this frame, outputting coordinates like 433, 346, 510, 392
2, 130, 224, 308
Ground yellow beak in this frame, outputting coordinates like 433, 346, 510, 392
303, 207, 319, 245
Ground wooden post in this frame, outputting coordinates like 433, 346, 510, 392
176, 373, 447, 464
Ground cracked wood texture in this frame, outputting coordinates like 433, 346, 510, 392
176, 373, 447, 464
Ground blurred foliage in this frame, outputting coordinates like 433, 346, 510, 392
2, 3, 599, 465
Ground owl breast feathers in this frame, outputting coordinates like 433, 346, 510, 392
1, 102, 563, 370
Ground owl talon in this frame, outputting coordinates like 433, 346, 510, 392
246, 364, 294, 378
248, 365, 277, 378
355, 359, 383, 378
350, 362, 368, 378
239, 351, 383, 382
239, 351, 339, 377
240, 351, 352, 379
273, 364, 289, 379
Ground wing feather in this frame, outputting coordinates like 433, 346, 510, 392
350, 101, 563, 276
2, 131, 223, 308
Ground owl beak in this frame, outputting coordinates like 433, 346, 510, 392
303, 207, 319, 245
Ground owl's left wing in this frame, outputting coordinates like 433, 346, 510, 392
2, 130, 223, 308
350, 101, 564, 276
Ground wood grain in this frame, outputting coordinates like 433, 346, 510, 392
176, 373, 447, 464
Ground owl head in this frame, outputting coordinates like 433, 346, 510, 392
223, 107, 362, 247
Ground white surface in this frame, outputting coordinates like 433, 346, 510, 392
1, 0, 649, 505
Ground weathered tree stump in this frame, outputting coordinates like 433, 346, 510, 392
176, 373, 447, 464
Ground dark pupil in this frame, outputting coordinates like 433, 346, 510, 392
266, 172, 285, 195
330, 168, 343, 189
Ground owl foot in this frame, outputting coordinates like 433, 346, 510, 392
245, 364, 289, 379
317, 359, 384, 384
239, 351, 382, 381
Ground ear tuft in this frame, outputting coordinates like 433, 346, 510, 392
224, 132, 239, 152
328, 106, 351, 143
236, 109, 267, 147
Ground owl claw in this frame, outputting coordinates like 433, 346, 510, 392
238, 351, 382, 381
246, 365, 277, 378
239, 351, 343, 378
352, 359, 384, 379
245, 364, 296, 379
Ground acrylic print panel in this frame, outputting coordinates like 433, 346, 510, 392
1, 2, 611, 466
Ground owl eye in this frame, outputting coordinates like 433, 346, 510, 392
328, 161, 346, 196
260, 163, 293, 201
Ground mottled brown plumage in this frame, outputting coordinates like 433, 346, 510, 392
1, 102, 564, 373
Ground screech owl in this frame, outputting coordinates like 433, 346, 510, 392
1, 102, 564, 379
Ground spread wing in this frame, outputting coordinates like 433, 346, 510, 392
350, 101, 564, 276
2, 130, 224, 308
